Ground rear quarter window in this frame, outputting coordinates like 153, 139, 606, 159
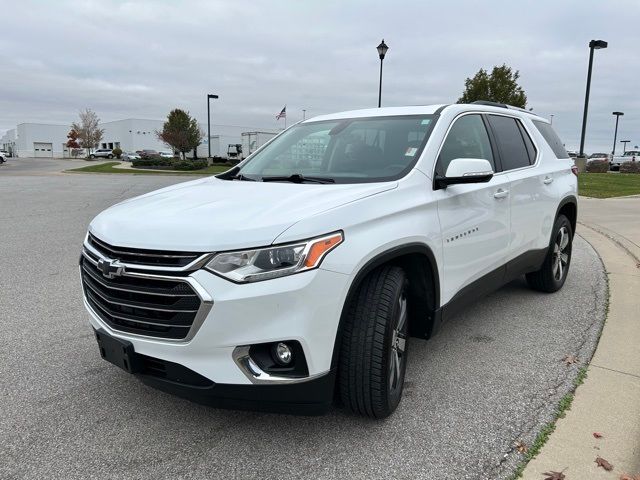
532, 121, 569, 158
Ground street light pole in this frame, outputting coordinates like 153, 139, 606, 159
550, 114, 554, 125
207, 94, 219, 158
611, 111, 624, 157
376, 39, 389, 108
578, 39, 608, 158
621, 140, 630, 154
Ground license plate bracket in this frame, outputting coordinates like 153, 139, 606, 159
95, 329, 141, 374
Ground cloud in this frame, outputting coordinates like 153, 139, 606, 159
0, 0, 638, 152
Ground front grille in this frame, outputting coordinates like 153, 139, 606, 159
81, 256, 202, 340
87, 233, 202, 267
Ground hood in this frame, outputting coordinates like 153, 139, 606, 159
89, 177, 396, 252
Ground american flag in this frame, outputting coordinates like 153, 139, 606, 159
276, 106, 286, 120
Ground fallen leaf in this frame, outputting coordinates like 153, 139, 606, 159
542, 471, 566, 480
562, 354, 578, 365
593, 432, 603, 438
515, 440, 528, 453
595, 456, 614, 471
619, 475, 640, 480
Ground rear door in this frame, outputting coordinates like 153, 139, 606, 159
486, 114, 557, 265
434, 114, 511, 305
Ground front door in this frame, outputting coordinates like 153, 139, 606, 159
434, 114, 511, 306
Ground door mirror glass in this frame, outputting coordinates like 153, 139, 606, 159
435, 158, 494, 189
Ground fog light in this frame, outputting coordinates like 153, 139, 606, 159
273, 342, 293, 366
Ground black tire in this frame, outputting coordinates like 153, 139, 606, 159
338, 265, 409, 418
526, 214, 573, 292
89, 154, 95, 159
108, 154, 113, 159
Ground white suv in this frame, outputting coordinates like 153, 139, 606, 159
89, 148, 114, 159
80, 102, 577, 418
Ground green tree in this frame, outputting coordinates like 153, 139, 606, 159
457, 64, 527, 108
157, 109, 203, 160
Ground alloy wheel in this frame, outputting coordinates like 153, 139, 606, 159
553, 226, 570, 281
389, 291, 408, 394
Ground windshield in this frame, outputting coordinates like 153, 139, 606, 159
624, 151, 640, 156
237, 115, 436, 183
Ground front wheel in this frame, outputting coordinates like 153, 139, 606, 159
526, 214, 573, 292
89, 154, 95, 159
338, 265, 409, 418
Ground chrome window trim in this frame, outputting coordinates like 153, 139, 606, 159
80, 248, 213, 344
431, 110, 541, 181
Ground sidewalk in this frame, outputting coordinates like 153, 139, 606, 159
521, 197, 640, 479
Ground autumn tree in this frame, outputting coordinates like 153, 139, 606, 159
66, 129, 81, 157
71, 109, 104, 156
457, 64, 527, 108
157, 109, 203, 160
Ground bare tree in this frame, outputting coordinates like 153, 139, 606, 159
71, 109, 104, 157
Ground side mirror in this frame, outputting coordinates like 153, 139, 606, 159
434, 158, 494, 189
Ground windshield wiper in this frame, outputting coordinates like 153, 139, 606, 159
261, 174, 335, 184
229, 173, 256, 181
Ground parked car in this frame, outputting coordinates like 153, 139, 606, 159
158, 151, 175, 159
139, 149, 158, 159
121, 152, 141, 161
80, 102, 577, 418
611, 150, 640, 171
589, 152, 610, 160
0, 151, 6, 163
89, 149, 114, 159
566, 150, 579, 158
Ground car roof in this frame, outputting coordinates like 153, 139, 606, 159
304, 103, 545, 123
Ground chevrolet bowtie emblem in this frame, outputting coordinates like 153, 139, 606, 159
97, 258, 125, 279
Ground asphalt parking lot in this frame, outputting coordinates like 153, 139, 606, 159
0, 158, 607, 480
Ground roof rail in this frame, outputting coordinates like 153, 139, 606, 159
472, 100, 508, 108
470, 100, 541, 118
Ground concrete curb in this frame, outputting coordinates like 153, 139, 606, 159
521, 225, 640, 479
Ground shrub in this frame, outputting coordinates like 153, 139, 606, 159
620, 161, 640, 174
585, 159, 609, 173
112, 147, 122, 159
171, 159, 208, 170
131, 157, 173, 168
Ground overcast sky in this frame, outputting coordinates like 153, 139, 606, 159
1, 0, 638, 152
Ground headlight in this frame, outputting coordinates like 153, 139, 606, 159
205, 232, 343, 283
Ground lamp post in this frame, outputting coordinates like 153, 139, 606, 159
621, 140, 630, 154
376, 39, 389, 108
611, 111, 624, 157
550, 114, 554, 125
207, 94, 219, 158
578, 39, 608, 158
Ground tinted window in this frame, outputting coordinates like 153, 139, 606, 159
487, 115, 531, 171
532, 120, 569, 158
517, 121, 537, 163
436, 115, 494, 176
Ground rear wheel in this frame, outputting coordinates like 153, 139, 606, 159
338, 265, 409, 418
526, 214, 572, 292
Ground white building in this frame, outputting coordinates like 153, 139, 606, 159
0, 123, 70, 158
1, 117, 277, 159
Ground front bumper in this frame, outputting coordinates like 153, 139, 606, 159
83, 264, 351, 404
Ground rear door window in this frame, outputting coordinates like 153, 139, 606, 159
532, 120, 569, 158
487, 115, 531, 171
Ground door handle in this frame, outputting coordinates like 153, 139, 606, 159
543, 176, 554, 185
493, 188, 509, 199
